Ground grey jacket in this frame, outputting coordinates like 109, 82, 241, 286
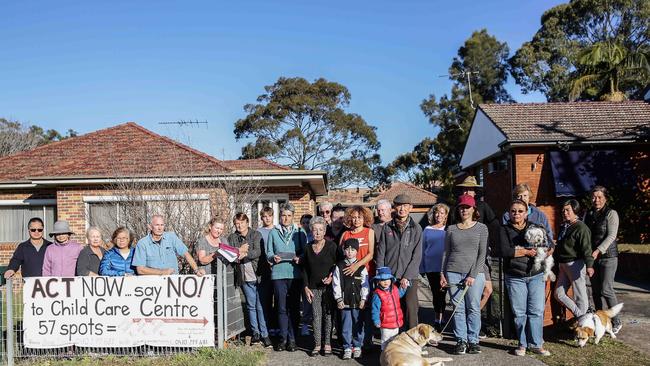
375, 217, 423, 280
227, 229, 265, 278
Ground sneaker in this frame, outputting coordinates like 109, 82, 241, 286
468, 343, 481, 354
286, 341, 297, 352
531, 348, 551, 356
478, 330, 487, 339
262, 337, 273, 348
251, 334, 261, 344
310, 348, 319, 357
275, 342, 285, 352
514, 347, 526, 356
342, 348, 352, 360
454, 340, 467, 355
323, 344, 332, 356
352, 348, 362, 358
613, 320, 623, 334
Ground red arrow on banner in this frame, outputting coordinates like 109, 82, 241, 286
131, 317, 209, 326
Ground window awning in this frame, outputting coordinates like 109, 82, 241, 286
549, 150, 635, 197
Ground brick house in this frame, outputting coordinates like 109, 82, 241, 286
459, 100, 650, 327
0, 122, 327, 267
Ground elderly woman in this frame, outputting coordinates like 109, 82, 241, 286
584, 186, 622, 333
498, 199, 551, 356
76, 227, 106, 276
554, 199, 594, 319
301, 216, 338, 356
99, 227, 136, 276
420, 203, 449, 330
265, 202, 307, 352
503, 183, 554, 243
197, 218, 228, 275
440, 194, 487, 355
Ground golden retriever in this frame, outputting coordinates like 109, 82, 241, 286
380, 324, 452, 366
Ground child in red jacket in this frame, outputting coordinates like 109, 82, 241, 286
371, 266, 408, 349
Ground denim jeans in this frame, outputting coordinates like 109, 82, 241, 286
241, 281, 269, 338
340, 308, 364, 350
446, 271, 485, 344
273, 279, 301, 343
505, 272, 545, 349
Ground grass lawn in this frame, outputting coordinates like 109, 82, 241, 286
15, 348, 266, 366
619, 244, 650, 254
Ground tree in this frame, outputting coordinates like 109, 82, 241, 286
388, 30, 512, 199
234, 77, 381, 188
510, 0, 650, 101
0, 118, 78, 157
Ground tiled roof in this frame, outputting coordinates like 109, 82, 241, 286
368, 182, 438, 206
479, 101, 650, 143
222, 158, 291, 171
0, 123, 289, 182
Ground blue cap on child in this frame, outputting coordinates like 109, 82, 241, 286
374, 266, 395, 281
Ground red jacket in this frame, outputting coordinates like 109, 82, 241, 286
373, 285, 404, 329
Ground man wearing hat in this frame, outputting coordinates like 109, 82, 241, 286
375, 193, 423, 329
42, 220, 83, 277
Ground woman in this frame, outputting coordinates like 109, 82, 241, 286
503, 183, 554, 243
99, 227, 136, 276
76, 227, 106, 276
554, 199, 594, 319
339, 206, 376, 278
440, 194, 487, 355
302, 216, 338, 356
584, 186, 622, 333
197, 218, 228, 275
265, 203, 307, 352
499, 199, 551, 356
420, 203, 449, 330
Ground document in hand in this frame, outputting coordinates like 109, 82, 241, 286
217, 244, 240, 263
276, 252, 295, 262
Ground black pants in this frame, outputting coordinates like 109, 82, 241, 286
425, 272, 446, 314
400, 279, 419, 329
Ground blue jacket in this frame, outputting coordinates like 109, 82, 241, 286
502, 204, 554, 242
371, 281, 408, 326
99, 247, 136, 276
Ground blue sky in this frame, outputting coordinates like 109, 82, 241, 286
0, 0, 565, 164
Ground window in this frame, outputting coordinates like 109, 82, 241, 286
0, 200, 57, 242
245, 195, 288, 228
488, 158, 508, 173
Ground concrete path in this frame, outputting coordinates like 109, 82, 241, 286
610, 278, 650, 356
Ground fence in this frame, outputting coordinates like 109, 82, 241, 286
0, 259, 246, 365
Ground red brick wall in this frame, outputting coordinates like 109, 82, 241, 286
482, 159, 512, 219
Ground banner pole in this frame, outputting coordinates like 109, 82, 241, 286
7, 278, 15, 366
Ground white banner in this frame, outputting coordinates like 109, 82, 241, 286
23, 275, 215, 348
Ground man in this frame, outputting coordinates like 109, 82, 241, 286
375, 194, 423, 329
42, 221, 83, 277
318, 202, 333, 225
325, 203, 346, 242
4, 217, 52, 279
132, 215, 204, 276
456, 176, 498, 337
372, 199, 392, 240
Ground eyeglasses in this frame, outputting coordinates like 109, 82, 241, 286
321, 210, 331, 214
510, 209, 526, 214
29, 228, 44, 232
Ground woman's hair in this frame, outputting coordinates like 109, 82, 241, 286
309, 216, 327, 231
343, 206, 373, 228
591, 185, 609, 199
427, 203, 450, 225
86, 226, 102, 239
455, 205, 480, 222
510, 199, 528, 211
233, 212, 249, 224
259, 206, 274, 217
279, 202, 295, 214
512, 183, 532, 198
204, 217, 225, 234
111, 227, 133, 248
563, 199, 581, 216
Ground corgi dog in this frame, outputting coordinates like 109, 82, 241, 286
574, 303, 624, 347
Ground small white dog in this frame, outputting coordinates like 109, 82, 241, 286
524, 226, 555, 282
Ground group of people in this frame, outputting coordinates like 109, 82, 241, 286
3, 178, 623, 360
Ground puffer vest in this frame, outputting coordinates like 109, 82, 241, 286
585, 206, 618, 258
375, 285, 403, 329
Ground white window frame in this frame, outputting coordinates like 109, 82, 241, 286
0, 199, 57, 241
242, 194, 289, 227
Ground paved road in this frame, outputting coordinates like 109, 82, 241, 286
610, 278, 650, 356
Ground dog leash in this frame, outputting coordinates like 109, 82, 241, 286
439, 282, 470, 334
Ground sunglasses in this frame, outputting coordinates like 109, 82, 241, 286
510, 209, 526, 214
29, 228, 44, 232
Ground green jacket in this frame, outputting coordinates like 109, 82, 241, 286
555, 221, 594, 268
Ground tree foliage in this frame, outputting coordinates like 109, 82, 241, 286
510, 0, 650, 101
387, 30, 512, 199
0, 118, 78, 157
234, 77, 381, 188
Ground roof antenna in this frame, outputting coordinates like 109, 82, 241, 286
158, 120, 208, 127
439, 70, 480, 109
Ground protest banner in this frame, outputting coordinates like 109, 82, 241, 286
23, 275, 215, 348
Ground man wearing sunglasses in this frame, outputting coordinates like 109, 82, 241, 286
4, 217, 52, 279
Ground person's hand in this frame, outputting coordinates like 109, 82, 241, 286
305, 287, 314, 304
465, 276, 475, 287
293, 256, 300, 264
440, 274, 448, 288
162, 268, 174, 275
3, 269, 15, 279
337, 300, 345, 310
343, 262, 359, 276
525, 249, 537, 257
240, 243, 249, 252
195, 268, 206, 277
592, 249, 600, 260
273, 255, 281, 264
375, 323, 381, 329
399, 278, 409, 289
238, 251, 248, 260
322, 274, 333, 285
587, 268, 595, 277
125, 273, 134, 277
546, 247, 554, 257
359, 300, 366, 309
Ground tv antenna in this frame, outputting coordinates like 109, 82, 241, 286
439, 70, 480, 109
158, 120, 208, 127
